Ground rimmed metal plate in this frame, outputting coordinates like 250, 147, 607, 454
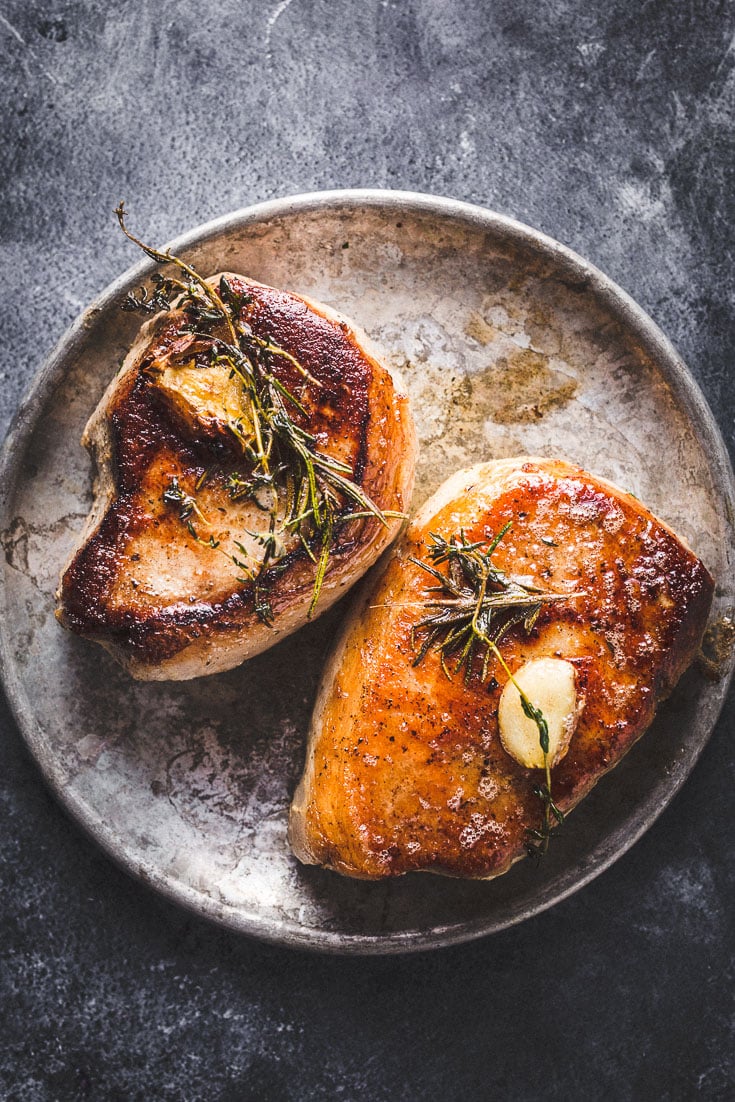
1, 190, 733, 953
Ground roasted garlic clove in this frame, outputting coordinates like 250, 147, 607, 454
156, 362, 253, 442
499, 657, 582, 769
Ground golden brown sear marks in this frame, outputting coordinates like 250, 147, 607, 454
56, 276, 415, 679
289, 458, 713, 880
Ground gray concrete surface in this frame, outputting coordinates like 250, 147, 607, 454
1, 1, 733, 1099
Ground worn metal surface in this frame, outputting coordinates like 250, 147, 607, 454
1, 191, 733, 952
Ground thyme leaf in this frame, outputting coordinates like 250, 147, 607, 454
162, 476, 203, 523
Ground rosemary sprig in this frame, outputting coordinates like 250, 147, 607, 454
410, 525, 569, 857
117, 202, 395, 617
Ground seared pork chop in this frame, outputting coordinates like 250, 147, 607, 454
57, 275, 415, 679
289, 458, 713, 879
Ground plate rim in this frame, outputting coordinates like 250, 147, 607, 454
1, 188, 733, 955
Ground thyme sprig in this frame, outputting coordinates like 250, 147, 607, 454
492, 647, 565, 859
116, 202, 396, 617
410, 525, 570, 857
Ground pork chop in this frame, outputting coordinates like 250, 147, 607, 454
57, 274, 415, 679
289, 457, 714, 879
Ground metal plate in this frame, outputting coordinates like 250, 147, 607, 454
1, 190, 733, 954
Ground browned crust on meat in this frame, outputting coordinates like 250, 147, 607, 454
56, 276, 416, 679
289, 458, 714, 880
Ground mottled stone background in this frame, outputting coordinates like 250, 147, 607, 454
1, 1, 733, 1099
